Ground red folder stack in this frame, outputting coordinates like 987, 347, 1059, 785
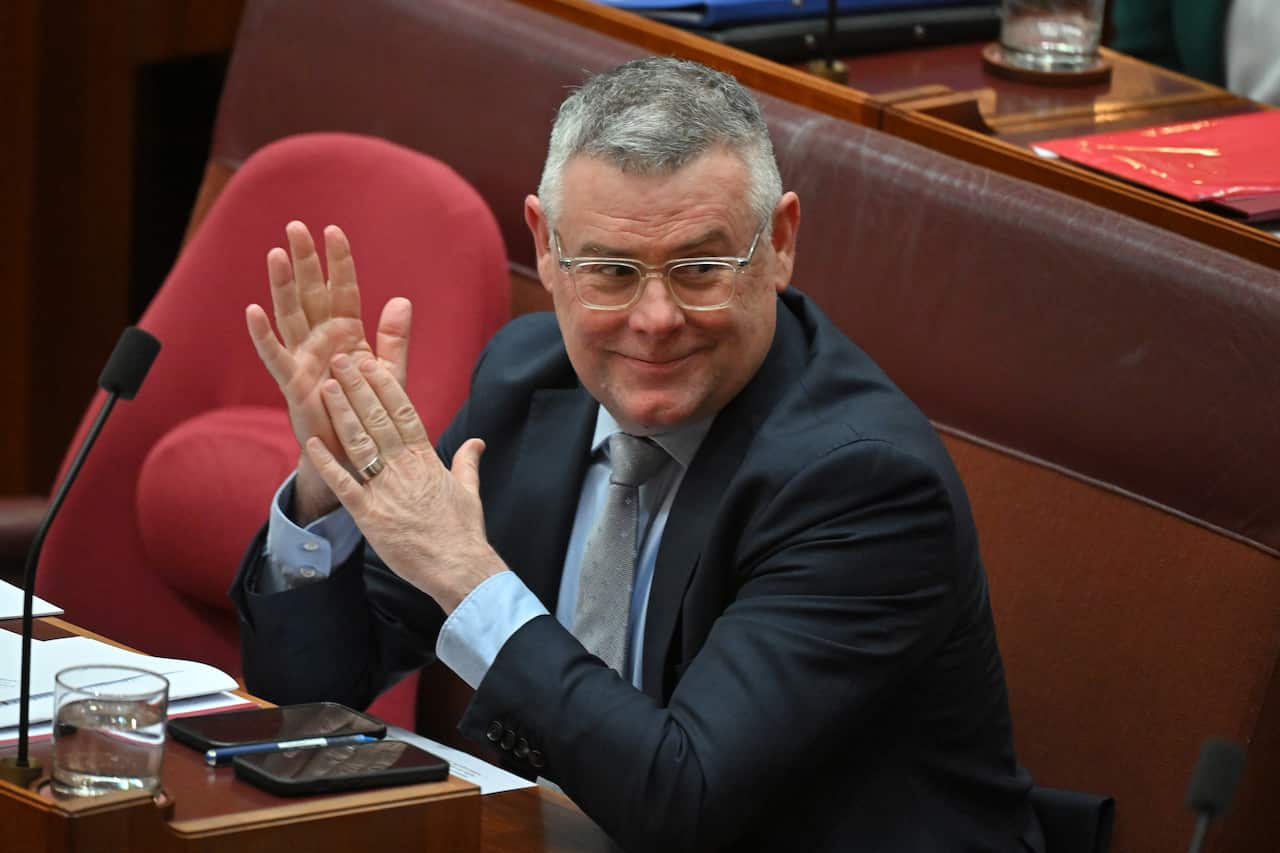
1036, 110, 1280, 223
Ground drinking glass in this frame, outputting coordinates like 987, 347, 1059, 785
999, 0, 1106, 72
51, 665, 169, 797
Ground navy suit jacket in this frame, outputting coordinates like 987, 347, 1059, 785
233, 289, 1042, 852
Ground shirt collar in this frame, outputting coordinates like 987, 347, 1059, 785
590, 406, 712, 470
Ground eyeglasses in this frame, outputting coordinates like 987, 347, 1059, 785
554, 223, 766, 311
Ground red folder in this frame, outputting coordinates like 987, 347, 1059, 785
1036, 111, 1280, 223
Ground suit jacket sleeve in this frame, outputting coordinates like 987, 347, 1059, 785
230, 401, 477, 710
458, 434, 961, 852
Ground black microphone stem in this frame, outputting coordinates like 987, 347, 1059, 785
825, 0, 837, 69
15, 392, 119, 768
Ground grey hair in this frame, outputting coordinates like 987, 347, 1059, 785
537, 56, 783, 234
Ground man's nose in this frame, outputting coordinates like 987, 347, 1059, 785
628, 273, 684, 332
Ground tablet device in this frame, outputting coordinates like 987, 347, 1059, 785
232, 739, 450, 796
167, 701, 386, 753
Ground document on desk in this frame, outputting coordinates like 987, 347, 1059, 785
0, 690, 253, 746
0, 579, 64, 620
387, 725, 536, 795
1034, 111, 1280, 223
0, 630, 239, 729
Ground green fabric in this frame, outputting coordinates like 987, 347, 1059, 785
1109, 0, 1231, 85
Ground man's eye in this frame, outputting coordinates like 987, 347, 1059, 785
596, 264, 636, 279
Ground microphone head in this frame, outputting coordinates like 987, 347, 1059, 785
98, 326, 161, 400
1186, 738, 1246, 818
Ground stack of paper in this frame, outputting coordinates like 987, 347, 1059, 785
0, 628, 250, 745
1034, 111, 1280, 223
0, 578, 64, 620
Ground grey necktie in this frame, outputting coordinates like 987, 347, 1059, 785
573, 433, 670, 675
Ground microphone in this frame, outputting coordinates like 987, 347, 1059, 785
0, 327, 161, 786
1186, 737, 1246, 853
99, 326, 162, 399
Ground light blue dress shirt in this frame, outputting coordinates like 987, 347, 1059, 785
263, 407, 709, 691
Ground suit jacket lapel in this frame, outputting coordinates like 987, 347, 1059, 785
641, 298, 809, 697
500, 386, 596, 610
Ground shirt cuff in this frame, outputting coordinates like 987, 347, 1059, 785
261, 473, 362, 593
436, 571, 549, 689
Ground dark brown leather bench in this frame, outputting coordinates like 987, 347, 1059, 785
43, 0, 1280, 850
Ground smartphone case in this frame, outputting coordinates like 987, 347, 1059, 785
232, 740, 450, 796
167, 701, 387, 752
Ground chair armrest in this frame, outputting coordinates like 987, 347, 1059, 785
0, 495, 49, 585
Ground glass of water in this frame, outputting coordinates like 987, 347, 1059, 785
999, 0, 1106, 72
51, 665, 169, 797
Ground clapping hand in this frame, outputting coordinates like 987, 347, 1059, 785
245, 221, 411, 522
302, 352, 506, 613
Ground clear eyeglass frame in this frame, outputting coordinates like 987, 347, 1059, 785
554, 222, 767, 312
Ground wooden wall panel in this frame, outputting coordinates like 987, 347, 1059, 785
0, 0, 38, 495
8, 0, 244, 496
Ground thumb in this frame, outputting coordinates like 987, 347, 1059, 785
376, 297, 413, 387
451, 438, 486, 493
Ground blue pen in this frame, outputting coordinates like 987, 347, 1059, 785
204, 732, 380, 766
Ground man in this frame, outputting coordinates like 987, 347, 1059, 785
234, 57, 1042, 851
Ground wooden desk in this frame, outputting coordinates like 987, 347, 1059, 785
1, 618, 619, 852
516, 0, 1279, 268
840, 42, 1251, 141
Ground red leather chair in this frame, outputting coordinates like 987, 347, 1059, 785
36, 132, 510, 728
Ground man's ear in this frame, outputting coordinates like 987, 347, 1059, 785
524, 195, 556, 294
769, 192, 801, 294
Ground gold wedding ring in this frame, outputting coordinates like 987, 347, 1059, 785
358, 455, 386, 482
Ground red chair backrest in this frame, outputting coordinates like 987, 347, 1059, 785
37, 132, 510, 728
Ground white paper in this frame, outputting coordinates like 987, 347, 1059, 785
0, 690, 254, 746
386, 725, 535, 795
0, 633, 239, 728
0, 579, 64, 620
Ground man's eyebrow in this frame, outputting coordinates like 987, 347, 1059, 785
576, 228, 735, 258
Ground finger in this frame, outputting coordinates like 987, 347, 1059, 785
358, 356, 432, 454
320, 374, 385, 471
286, 221, 330, 329
325, 225, 362, 323
267, 247, 309, 349
245, 304, 297, 388
451, 438, 486, 494
304, 436, 367, 515
331, 354, 405, 455
375, 297, 412, 387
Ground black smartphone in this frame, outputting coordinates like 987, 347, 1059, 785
232, 739, 450, 796
167, 702, 386, 753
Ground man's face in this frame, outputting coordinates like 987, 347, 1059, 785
526, 149, 799, 434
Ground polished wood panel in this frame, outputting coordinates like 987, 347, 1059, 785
481, 789, 619, 853
0, 1, 39, 497
841, 43, 1237, 136
2, 765, 480, 853
8, 0, 246, 498
510, 268, 552, 318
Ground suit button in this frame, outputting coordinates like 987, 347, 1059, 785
528, 750, 545, 769
486, 721, 503, 742
514, 738, 530, 759
500, 729, 517, 751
